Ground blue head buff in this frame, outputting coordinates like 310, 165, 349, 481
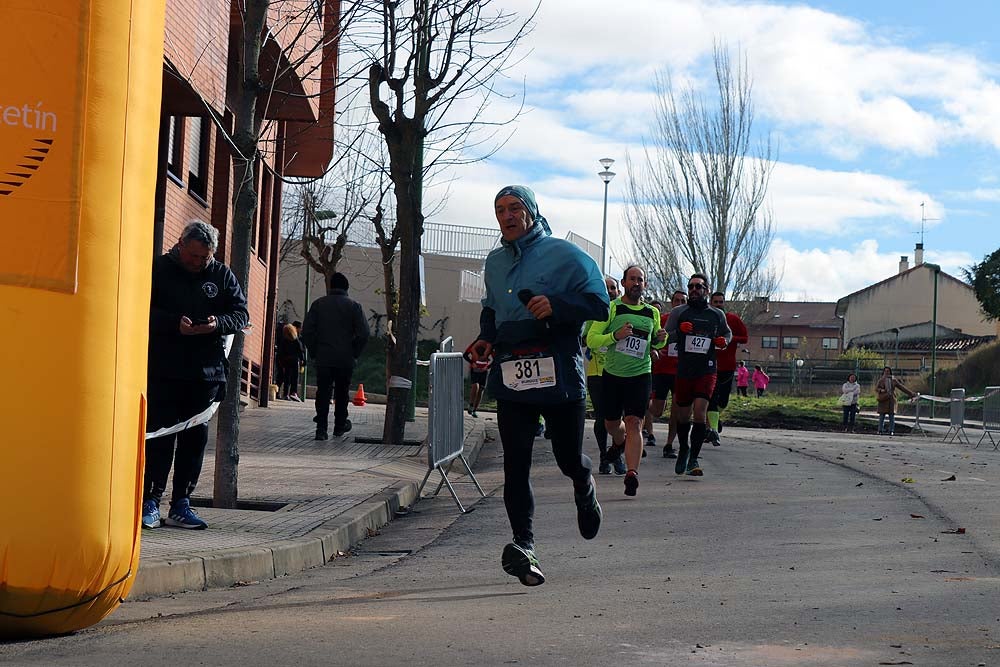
494, 185, 552, 235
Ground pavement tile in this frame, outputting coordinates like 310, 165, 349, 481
132, 400, 484, 598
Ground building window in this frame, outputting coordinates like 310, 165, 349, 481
822, 337, 839, 350
782, 336, 800, 349
187, 116, 211, 202
761, 336, 778, 349
166, 116, 185, 182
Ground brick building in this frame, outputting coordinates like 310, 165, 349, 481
741, 298, 843, 362
155, 1, 339, 405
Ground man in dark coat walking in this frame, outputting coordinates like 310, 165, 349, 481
301, 272, 370, 439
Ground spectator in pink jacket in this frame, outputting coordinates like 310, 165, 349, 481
751, 365, 770, 397
735, 360, 750, 397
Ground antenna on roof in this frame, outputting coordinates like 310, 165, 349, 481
918, 202, 939, 245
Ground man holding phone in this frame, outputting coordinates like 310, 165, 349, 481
142, 220, 248, 530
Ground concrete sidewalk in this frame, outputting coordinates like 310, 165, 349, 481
132, 401, 489, 598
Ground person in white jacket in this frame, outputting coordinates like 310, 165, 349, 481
839, 373, 861, 432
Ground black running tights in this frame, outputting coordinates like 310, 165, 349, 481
496, 398, 593, 548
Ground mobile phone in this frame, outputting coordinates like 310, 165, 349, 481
190, 317, 210, 326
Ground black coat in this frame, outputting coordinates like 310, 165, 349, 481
148, 247, 249, 383
276, 335, 305, 367
301, 289, 370, 369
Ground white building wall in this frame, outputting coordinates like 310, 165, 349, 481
278, 244, 484, 352
842, 265, 994, 343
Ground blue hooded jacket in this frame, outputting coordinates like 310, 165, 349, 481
478, 187, 609, 404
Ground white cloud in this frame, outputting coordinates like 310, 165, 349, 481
410, 0, 994, 297
494, 0, 1000, 158
769, 238, 975, 301
769, 162, 942, 234
950, 188, 1000, 203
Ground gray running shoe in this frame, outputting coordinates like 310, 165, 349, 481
502, 543, 545, 586
686, 458, 704, 476
612, 454, 626, 475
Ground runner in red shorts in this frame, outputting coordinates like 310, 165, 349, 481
646, 289, 686, 458
664, 273, 731, 476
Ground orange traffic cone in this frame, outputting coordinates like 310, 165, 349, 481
352, 383, 367, 406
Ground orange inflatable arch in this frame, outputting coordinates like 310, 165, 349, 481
0, 1, 165, 637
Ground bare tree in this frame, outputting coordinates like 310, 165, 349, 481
623, 45, 779, 314
347, 0, 535, 444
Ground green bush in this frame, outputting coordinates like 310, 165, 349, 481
934, 340, 1000, 394
837, 346, 884, 369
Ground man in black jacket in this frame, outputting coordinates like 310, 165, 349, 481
302, 272, 370, 440
143, 220, 249, 530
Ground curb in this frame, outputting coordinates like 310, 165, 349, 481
129, 419, 488, 599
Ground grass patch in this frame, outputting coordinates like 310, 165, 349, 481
714, 394, 907, 434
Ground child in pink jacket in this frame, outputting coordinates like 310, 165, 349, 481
736, 361, 750, 396
751, 365, 770, 397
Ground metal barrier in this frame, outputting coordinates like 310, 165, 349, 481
976, 386, 1000, 450
417, 352, 485, 512
909, 396, 931, 437
943, 388, 970, 444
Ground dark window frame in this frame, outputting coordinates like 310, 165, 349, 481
782, 336, 800, 349
761, 336, 778, 349
166, 116, 185, 184
187, 116, 211, 204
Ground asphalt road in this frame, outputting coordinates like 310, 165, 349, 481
3, 426, 998, 666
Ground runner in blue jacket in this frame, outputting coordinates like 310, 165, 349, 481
468, 185, 609, 586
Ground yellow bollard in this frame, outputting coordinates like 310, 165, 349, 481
0, 0, 166, 637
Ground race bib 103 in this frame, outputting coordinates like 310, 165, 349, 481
615, 335, 648, 359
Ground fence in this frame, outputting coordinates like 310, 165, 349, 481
417, 352, 485, 512
977, 386, 1000, 450
742, 361, 889, 396
943, 388, 970, 444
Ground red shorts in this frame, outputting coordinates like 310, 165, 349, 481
673, 374, 717, 407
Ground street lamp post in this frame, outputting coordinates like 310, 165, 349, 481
891, 327, 900, 371
598, 158, 616, 275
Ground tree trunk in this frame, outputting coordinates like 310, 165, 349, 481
381, 141, 422, 445
214, 0, 266, 508
380, 241, 398, 396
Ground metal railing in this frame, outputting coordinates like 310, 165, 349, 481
459, 270, 485, 303
976, 386, 1000, 450
417, 352, 485, 512
943, 388, 970, 444
342, 220, 500, 261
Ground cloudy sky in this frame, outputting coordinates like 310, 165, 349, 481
425, 0, 1000, 301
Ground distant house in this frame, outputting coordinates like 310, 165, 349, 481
847, 322, 995, 371
741, 298, 843, 362
834, 243, 996, 370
